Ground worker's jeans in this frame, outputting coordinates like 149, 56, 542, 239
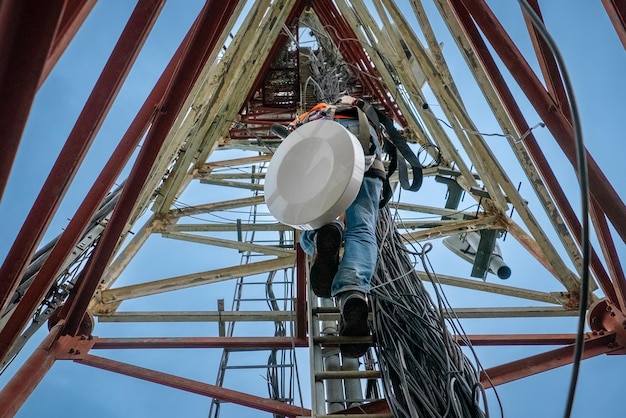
300, 175, 382, 296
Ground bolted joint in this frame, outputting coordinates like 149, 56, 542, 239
588, 299, 626, 349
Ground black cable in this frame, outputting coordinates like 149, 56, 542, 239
516, 2, 590, 418
371, 207, 489, 417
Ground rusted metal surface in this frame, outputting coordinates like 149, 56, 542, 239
59, 0, 240, 337
588, 299, 626, 348
459, 334, 578, 346
0, 0, 65, 202
0, 2, 204, 366
91, 336, 308, 349
602, 0, 626, 50
522, 0, 626, 309
0, 322, 64, 418
458, 0, 626, 245
0, 0, 166, 316
521, 0, 571, 121
589, 199, 626, 310
449, 0, 616, 302
480, 332, 619, 388
75, 354, 311, 417
296, 244, 307, 339
40, 0, 97, 85
1, 2, 625, 416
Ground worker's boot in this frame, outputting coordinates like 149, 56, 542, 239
310, 221, 343, 298
338, 290, 370, 358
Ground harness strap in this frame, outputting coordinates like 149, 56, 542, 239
356, 107, 372, 154
356, 99, 423, 207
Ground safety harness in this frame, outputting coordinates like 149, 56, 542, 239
290, 98, 423, 207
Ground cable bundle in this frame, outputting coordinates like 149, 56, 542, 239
371, 207, 487, 417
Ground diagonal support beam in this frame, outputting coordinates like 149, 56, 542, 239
167, 196, 265, 218
91, 336, 307, 349
98, 256, 295, 304
602, 0, 626, 51
442, 0, 606, 297
0, 0, 66, 202
457, 0, 626, 244
59, 0, 240, 336
460, 333, 578, 346
162, 232, 294, 256
480, 332, 618, 387
0, 0, 165, 316
75, 354, 310, 417
416, 270, 562, 304
40, 0, 97, 85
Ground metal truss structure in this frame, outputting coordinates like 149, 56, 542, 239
1, 0, 625, 416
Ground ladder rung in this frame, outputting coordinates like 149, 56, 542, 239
224, 363, 293, 370
312, 306, 373, 314
315, 370, 381, 380
312, 306, 340, 314
313, 335, 373, 345
312, 414, 393, 418
325, 397, 383, 403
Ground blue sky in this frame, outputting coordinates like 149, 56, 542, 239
1, 1, 625, 417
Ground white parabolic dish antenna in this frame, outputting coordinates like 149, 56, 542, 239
264, 119, 365, 230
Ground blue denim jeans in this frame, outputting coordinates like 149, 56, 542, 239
300, 118, 382, 296
300, 172, 383, 297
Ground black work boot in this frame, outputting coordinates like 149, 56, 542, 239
338, 290, 370, 358
310, 221, 343, 298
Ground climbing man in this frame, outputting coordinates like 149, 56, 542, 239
292, 95, 386, 358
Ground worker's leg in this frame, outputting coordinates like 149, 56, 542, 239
305, 221, 344, 298
300, 231, 316, 256
331, 175, 382, 296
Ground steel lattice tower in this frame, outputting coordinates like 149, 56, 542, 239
1, 1, 625, 417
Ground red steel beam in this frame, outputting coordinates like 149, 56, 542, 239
459, 333, 578, 346
0, 322, 64, 418
91, 336, 308, 350
588, 299, 626, 347
76, 354, 311, 417
39, 0, 97, 86
0, 0, 166, 316
0, 0, 65, 202
522, 0, 626, 310
457, 0, 626, 245
448, 0, 616, 302
296, 245, 307, 339
521, 0, 571, 121
602, 0, 626, 51
0, 11, 201, 365
590, 198, 626, 310
59, 0, 241, 337
480, 332, 618, 388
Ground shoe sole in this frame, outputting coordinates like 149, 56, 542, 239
310, 225, 341, 298
340, 297, 370, 358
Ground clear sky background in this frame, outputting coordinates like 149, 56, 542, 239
1, 1, 625, 417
